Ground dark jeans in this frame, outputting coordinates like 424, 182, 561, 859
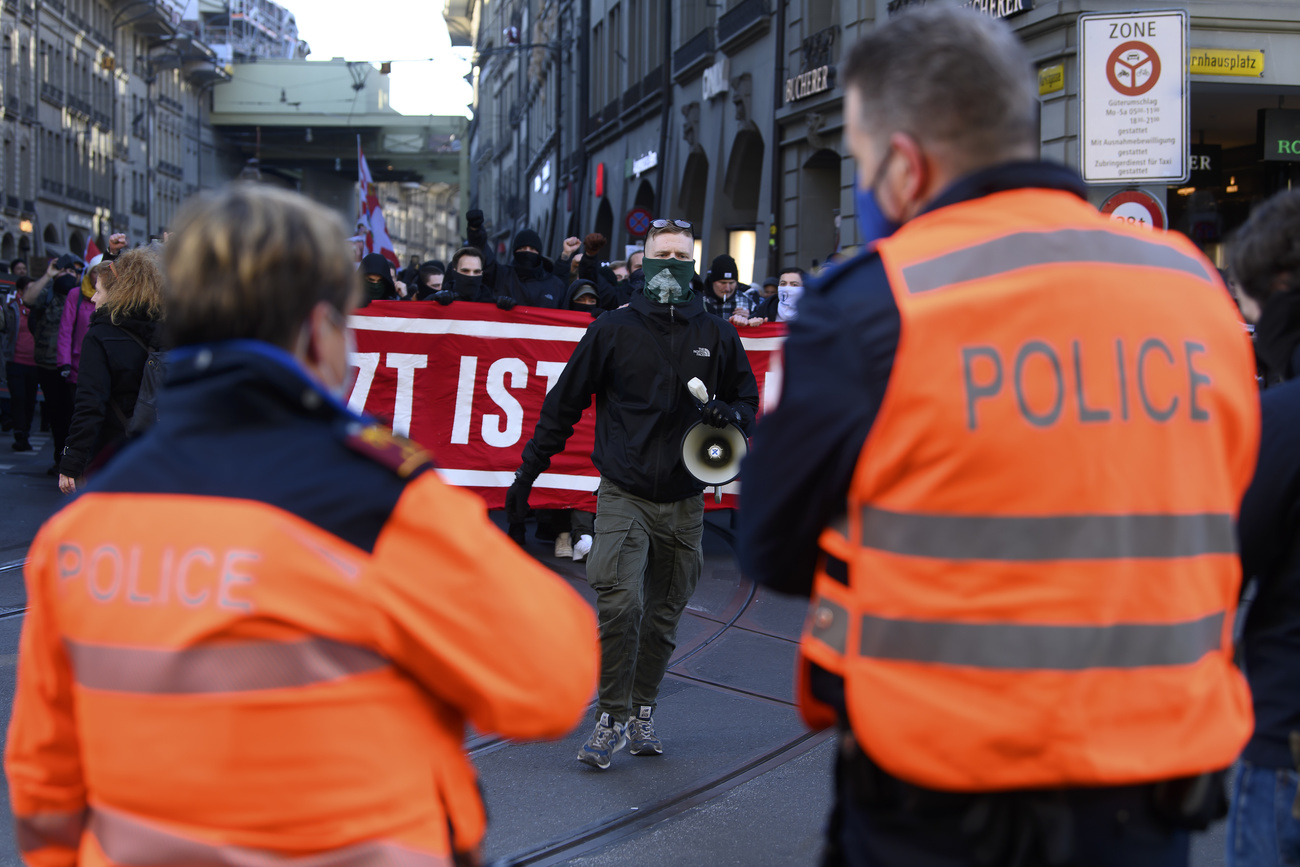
585, 478, 704, 721
826, 736, 1191, 867
1227, 762, 1300, 866
6, 362, 37, 441
35, 366, 72, 462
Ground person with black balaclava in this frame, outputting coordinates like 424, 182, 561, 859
411, 261, 446, 301
504, 218, 758, 772
465, 210, 566, 310
359, 254, 401, 307
434, 247, 498, 306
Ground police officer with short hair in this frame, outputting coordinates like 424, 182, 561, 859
739, 8, 1259, 866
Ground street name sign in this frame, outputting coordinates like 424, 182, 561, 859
1080, 10, 1188, 184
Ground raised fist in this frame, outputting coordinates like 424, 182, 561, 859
466, 209, 485, 228
584, 233, 606, 257
562, 236, 582, 258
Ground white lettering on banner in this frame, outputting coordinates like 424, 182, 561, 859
762, 352, 784, 413
482, 358, 529, 448
386, 353, 428, 437
347, 353, 381, 414
536, 360, 567, 394
450, 356, 479, 445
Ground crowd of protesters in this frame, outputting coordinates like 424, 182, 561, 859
348, 209, 818, 327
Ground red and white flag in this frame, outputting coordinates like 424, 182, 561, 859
357, 139, 400, 268
83, 238, 102, 267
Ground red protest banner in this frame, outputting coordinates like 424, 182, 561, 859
346, 301, 787, 510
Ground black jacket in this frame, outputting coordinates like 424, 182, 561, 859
576, 252, 642, 310
520, 290, 759, 503
61, 311, 163, 478
1238, 341, 1300, 770
468, 225, 566, 308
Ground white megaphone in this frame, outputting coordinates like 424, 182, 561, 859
682, 377, 748, 503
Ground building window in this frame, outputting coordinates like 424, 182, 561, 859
607, 4, 622, 99
677, 0, 715, 47
591, 20, 604, 109
727, 229, 756, 286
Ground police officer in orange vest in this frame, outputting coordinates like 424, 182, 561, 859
738, 9, 1259, 866
5, 185, 600, 867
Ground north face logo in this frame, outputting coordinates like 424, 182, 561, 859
693, 347, 711, 357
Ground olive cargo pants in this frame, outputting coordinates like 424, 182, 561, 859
586, 478, 704, 721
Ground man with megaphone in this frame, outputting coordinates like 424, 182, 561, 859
506, 217, 759, 771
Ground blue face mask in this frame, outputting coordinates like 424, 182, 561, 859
855, 149, 901, 248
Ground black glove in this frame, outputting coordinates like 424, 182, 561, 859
433, 289, 456, 306
466, 209, 484, 229
495, 295, 516, 311
505, 468, 536, 546
702, 399, 738, 429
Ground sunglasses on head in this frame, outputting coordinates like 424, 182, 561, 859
650, 219, 693, 231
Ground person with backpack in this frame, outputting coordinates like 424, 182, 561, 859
58, 249, 165, 494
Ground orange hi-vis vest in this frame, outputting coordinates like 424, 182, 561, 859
6, 454, 599, 867
798, 187, 1259, 793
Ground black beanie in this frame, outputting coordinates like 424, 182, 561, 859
513, 229, 543, 253
708, 254, 739, 283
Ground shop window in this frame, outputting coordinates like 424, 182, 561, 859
728, 229, 756, 286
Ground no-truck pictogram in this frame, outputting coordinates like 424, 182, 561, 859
1107, 41, 1161, 96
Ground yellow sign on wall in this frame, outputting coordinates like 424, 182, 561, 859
1190, 49, 1265, 78
1038, 64, 1065, 95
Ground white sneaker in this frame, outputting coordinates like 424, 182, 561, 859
573, 534, 593, 561
554, 532, 573, 559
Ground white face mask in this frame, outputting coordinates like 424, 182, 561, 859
777, 285, 804, 322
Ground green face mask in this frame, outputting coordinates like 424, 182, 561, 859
642, 258, 696, 305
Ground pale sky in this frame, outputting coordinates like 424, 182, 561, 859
287, 0, 474, 118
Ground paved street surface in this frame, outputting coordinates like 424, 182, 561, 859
0, 456, 1232, 865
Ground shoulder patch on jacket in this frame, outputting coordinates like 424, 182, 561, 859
344, 424, 434, 479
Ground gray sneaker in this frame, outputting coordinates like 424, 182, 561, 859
577, 712, 627, 770
627, 705, 662, 756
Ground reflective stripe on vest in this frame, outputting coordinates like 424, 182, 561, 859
860, 506, 1237, 561
901, 228, 1216, 296
15, 809, 86, 853
858, 610, 1224, 670
89, 806, 453, 866
65, 637, 390, 694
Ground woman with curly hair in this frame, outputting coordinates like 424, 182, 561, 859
58, 248, 165, 493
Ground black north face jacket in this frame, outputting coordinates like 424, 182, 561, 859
520, 290, 759, 503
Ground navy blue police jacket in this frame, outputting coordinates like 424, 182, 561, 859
736, 160, 1089, 598
1238, 357, 1300, 770
87, 341, 427, 553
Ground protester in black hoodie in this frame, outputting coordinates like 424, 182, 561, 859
59, 248, 165, 493
465, 211, 566, 309
358, 254, 402, 306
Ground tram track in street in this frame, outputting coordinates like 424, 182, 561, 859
488, 519, 831, 867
